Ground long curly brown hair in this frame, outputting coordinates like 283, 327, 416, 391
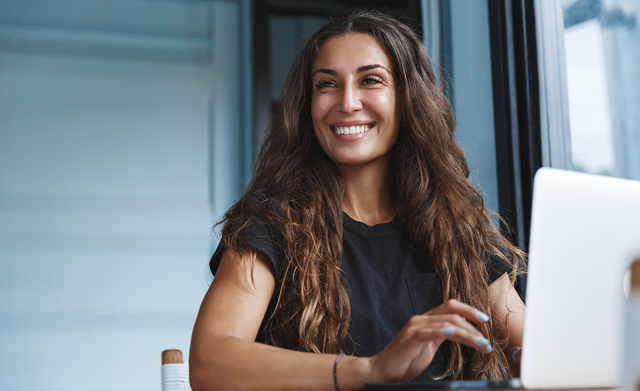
218, 11, 525, 380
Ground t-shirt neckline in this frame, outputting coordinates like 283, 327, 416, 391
342, 211, 401, 231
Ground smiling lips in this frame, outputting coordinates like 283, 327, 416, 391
332, 124, 374, 135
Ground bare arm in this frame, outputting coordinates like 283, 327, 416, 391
488, 272, 525, 377
190, 249, 500, 390
189, 249, 370, 391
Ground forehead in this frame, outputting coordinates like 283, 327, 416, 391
312, 33, 393, 73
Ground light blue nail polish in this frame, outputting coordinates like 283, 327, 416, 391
475, 336, 489, 346
477, 311, 489, 322
485, 345, 493, 353
441, 327, 455, 335
512, 350, 517, 361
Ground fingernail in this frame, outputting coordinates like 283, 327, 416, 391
475, 336, 489, 346
477, 311, 489, 322
485, 345, 493, 353
441, 327, 455, 335
512, 347, 521, 361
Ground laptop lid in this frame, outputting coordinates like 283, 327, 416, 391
521, 168, 640, 388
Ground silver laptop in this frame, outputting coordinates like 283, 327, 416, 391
521, 168, 640, 388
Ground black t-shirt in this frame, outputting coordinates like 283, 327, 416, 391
209, 212, 511, 382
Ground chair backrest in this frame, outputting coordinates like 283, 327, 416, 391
162, 349, 184, 365
161, 349, 190, 391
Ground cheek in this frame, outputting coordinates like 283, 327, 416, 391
368, 92, 396, 120
311, 97, 330, 145
385, 98, 399, 128
311, 94, 330, 121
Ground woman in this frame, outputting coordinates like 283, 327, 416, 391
190, 11, 525, 391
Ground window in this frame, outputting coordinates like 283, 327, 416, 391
562, 0, 640, 180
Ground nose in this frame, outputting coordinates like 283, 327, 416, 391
337, 82, 363, 114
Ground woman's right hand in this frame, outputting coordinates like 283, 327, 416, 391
365, 299, 493, 384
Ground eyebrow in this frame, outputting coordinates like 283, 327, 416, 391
312, 68, 337, 77
357, 64, 392, 74
311, 64, 392, 78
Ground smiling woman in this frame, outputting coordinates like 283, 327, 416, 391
189, 11, 526, 391
311, 33, 400, 170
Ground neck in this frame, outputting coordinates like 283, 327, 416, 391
338, 155, 395, 226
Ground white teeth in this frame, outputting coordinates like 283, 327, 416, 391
334, 125, 371, 135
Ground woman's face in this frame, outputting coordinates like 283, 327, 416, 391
311, 33, 400, 168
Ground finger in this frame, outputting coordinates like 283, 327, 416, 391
413, 325, 492, 354
510, 347, 522, 363
427, 299, 490, 324
403, 315, 490, 350
437, 324, 494, 354
423, 314, 485, 338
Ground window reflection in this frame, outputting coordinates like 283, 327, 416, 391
563, 0, 640, 179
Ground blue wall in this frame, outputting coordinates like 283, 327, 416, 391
0, 1, 252, 390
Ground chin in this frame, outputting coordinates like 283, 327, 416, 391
331, 153, 381, 167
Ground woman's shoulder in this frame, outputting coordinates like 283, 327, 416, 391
486, 245, 517, 284
210, 192, 285, 277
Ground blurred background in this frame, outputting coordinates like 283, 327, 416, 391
563, 0, 640, 178
0, 0, 638, 390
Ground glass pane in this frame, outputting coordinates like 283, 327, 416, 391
423, 0, 499, 215
270, 14, 327, 105
563, 0, 640, 179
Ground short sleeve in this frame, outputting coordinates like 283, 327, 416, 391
486, 251, 514, 285
209, 221, 281, 279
